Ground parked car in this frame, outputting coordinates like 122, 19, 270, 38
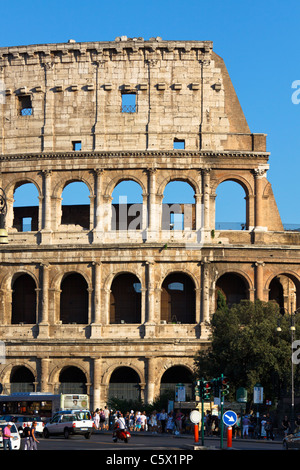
283, 431, 300, 449
0, 414, 45, 435
43, 412, 94, 439
0, 421, 21, 450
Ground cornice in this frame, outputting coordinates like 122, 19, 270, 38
0, 149, 270, 162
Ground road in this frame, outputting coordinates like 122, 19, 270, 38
23, 431, 284, 451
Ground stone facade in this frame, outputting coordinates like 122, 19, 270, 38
0, 36, 299, 409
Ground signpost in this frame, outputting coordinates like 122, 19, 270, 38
253, 383, 263, 424
223, 410, 237, 449
190, 410, 201, 444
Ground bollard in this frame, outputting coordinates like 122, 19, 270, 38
227, 426, 232, 448
194, 424, 199, 443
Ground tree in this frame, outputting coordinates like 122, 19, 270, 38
194, 295, 298, 403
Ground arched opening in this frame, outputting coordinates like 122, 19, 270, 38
161, 272, 196, 323
160, 366, 193, 400
110, 273, 141, 324
61, 181, 90, 229
13, 182, 39, 232
60, 273, 88, 324
162, 181, 195, 230
215, 180, 247, 230
108, 367, 141, 401
216, 272, 248, 308
11, 273, 37, 324
269, 274, 300, 314
59, 366, 87, 394
10, 366, 35, 393
111, 180, 143, 230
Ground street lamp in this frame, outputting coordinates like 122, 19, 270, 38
276, 304, 300, 432
0, 188, 8, 244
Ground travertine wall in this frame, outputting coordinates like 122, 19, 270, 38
0, 37, 299, 410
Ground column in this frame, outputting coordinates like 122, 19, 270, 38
202, 168, 211, 241
146, 260, 155, 322
147, 168, 157, 236
91, 262, 102, 338
40, 357, 50, 393
201, 260, 211, 339
43, 170, 52, 230
38, 263, 50, 338
93, 358, 103, 410
253, 168, 267, 231
146, 356, 157, 403
255, 261, 265, 301
94, 169, 104, 237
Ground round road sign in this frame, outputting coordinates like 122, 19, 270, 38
222, 410, 237, 427
189, 410, 201, 424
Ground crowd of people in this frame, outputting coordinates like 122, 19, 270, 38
92, 406, 300, 440
92, 407, 194, 434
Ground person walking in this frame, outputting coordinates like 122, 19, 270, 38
3, 423, 12, 450
104, 406, 110, 430
159, 409, 168, 433
29, 421, 39, 450
22, 423, 31, 450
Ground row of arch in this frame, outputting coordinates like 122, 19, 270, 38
3, 365, 194, 403
11, 178, 248, 232
8, 270, 300, 325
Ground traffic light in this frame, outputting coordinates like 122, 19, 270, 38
221, 376, 229, 396
203, 380, 211, 400
212, 378, 220, 397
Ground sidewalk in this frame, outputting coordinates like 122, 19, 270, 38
94, 428, 283, 444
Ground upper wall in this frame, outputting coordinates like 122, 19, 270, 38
0, 37, 266, 155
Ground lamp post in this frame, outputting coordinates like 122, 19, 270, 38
0, 188, 8, 244
276, 304, 300, 432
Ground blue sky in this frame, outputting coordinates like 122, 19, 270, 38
2, 0, 300, 224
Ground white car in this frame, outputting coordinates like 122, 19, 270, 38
0, 421, 21, 450
1, 414, 45, 435
43, 412, 94, 439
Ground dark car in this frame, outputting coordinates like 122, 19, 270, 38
283, 431, 300, 450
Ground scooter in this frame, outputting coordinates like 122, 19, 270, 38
112, 426, 131, 443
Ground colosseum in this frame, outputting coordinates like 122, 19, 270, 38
0, 36, 299, 412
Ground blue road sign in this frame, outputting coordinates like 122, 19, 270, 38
223, 410, 237, 427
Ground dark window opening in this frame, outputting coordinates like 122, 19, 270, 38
18, 95, 33, 116
109, 367, 141, 401
161, 273, 196, 324
110, 273, 141, 324
216, 273, 248, 308
59, 366, 87, 394
60, 273, 88, 324
10, 366, 35, 394
121, 93, 136, 113
12, 274, 37, 324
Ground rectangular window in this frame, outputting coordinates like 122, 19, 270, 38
22, 217, 32, 232
121, 93, 136, 113
72, 141, 82, 151
173, 139, 185, 149
170, 213, 184, 230
18, 95, 33, 116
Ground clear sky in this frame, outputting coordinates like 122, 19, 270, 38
2, 0, 300, 224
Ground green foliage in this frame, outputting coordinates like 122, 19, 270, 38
194, 298, 298, 403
